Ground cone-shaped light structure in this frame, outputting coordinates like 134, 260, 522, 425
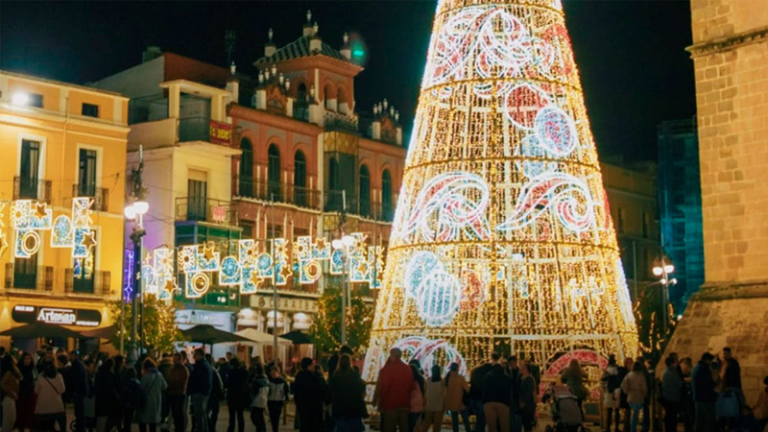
363, 0, 638, 394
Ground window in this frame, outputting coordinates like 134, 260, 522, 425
643, 249, 650, 278
14, 255, 37, 289
294, 84, 308, 121
267, 224, 282, 239
359, 165, 370, 217
239, 139, 254, 198
240, 221, 255, 239
326, 157, 342, 212
267, 145, 282, 201
617, 207, 625, 234
294, 151, 307, 207
78, 149, 98, 197
188, 170, 208, 221
19, 139, 41, 199
73, 241, 96, 293
642, 212, 650, 238
382, 169, 393, 221
28, 93, 43, 108
81, 103, 99, 118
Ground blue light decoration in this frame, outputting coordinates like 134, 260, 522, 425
142, 247, 177, 302
294, 236, 330, 285
178, 243, 220, 299
122, 249, 134, 302
272, 238, 291, 286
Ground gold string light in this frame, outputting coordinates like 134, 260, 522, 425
362, 0, 638, 396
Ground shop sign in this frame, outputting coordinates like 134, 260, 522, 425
12, 305, 101, 327
211, 206, 227, 223
209, 120, 232, 145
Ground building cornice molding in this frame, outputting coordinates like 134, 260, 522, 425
687, 25, 768, 58
693, 279, 768, 302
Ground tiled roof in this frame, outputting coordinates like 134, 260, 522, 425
256, 36, 349, 64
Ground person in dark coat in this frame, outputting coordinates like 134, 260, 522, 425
484, 363, 514, 432
327, 345, 353, 377
293, 358, 327, 432
95, 358, 122, 432
721, 348, 742, 389
692, 353, 717, 432
469, 352, 499, 432
619, 357, 634, 432
519, 362, 537, 432
121, 368, 142, 432
69, 351, 88, 432
226, 358, 249, 432
188, 349, 212, 432
16, 353, 37, 432
329, 354, 367, 432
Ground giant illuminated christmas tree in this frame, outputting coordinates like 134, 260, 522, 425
362, 0, 638, 393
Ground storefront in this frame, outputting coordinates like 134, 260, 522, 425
175, 308, 236, 360
1, 300, 112, 353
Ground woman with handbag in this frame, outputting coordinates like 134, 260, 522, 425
33, 362, 66, 432
444, 363, 472, 432
137, 358, 167, 432
328, 355, 368, 432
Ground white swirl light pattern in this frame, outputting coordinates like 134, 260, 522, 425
391, 336, 468, 377
404, 251, 462, 326
401, 171, 491, 242
497, 173, 595, 233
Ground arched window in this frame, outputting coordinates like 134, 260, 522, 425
359, 165, 370, 217
239, 138, 254, 197
294, 151, 307, 207
382, 169, 393, 221
268, 144, 281, 201
337, 87, 347, 113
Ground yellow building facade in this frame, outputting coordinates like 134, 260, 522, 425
0, 70, 129, 351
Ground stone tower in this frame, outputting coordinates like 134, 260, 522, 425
663, 0, 768, 402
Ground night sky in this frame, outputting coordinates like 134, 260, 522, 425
0, 1, 695, 162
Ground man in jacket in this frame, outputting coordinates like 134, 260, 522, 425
484, 363, 514, 432
507, 356, 522, 432
692, 353, 716, 432
168, 353, 190, 432
188, 349, 212, 432
721, 347, 742, 389
373, 348, 414, 432
470, 352, 500, 432
69, 351, 88, 432
293, 358, 327, 432
662, 356, 685, 432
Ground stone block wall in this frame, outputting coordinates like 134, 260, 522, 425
691, 0, 768, 283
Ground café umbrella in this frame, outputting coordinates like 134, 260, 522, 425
180, 324, 250, 346
0, 323, 87, 339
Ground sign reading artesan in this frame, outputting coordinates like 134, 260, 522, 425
12, 305, 101, 327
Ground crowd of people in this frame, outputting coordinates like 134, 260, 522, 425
602, 348, 768, 432
0, 346, 297, 432
0, 344, 767, 432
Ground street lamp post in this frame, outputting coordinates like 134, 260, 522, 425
124, 146, 149, 363
652, 262, 677, 340
332, 235, 355, 347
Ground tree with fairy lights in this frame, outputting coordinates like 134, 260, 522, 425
634, 287, 677, 365
110, 296, 182, 357
362, 0, 639, 396
310, 285, 373, 355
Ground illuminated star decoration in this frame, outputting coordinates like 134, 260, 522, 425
11, 200, 52, 258
142, 247, 177, 302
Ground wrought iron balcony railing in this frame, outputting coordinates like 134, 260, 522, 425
13, 177, 52, 203
72, 184, 109, 212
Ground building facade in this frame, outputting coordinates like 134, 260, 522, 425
230, 21, 406, 341
657, 119, 704, 311
94, 16, 407, 359
0, 70, 129, 351
663, 0, 768, 403
601, 162, 660, 301
93, 53, 244, 358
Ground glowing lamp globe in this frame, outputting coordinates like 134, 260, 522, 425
653, 267, 664, 277
12, 93, 29, 106
124, 205, 137, 220
133, 200, 150, 216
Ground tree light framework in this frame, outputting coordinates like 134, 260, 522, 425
363, 0, 638, 394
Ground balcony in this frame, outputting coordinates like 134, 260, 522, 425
72, 184, 109, 212
324, 110, 359, 133
4, 263, 53, 291
178, 116, 210, 142
234, 177, 322, 210
65, 269, 111, 295
13, 177, 52, 203
175, 197, 238, 226
324, 191, 393, 221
